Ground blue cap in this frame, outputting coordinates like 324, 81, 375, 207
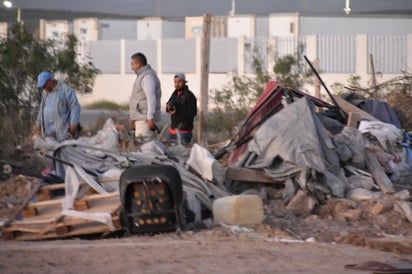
174, 73, 187, 82
36, 71, 53, 88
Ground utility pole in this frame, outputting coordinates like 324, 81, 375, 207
370, 54, 378, 100
198, 13, 211, 146
230, 0, 236, 16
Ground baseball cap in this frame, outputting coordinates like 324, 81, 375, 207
36, 71, 53, 88
174, 73, 187, 82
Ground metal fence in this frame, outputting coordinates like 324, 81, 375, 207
367, 35, 408, 74
317, 35, 356, 73
88, 34, 409, 75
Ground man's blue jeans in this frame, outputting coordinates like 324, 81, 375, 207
168, 131, 192, 146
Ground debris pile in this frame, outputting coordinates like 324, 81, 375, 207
0, 80, 412, 254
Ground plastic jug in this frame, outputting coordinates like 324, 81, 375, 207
213, 194, 264, 225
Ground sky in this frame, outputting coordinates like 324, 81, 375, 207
5, 0, 412, 18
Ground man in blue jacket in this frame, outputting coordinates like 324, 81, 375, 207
33, 71, 81, 142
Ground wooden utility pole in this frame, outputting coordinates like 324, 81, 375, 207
370, 54, 378, 100
314, 58, 321, 99
198, 13, 211, 146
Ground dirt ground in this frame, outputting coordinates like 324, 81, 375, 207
0, 227, 411, 274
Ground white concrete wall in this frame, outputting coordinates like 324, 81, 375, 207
227, 15, 255, 38
79, 33, 412, 109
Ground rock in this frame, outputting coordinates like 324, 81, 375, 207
346, 188, 382, 201
286, 190, 316, 217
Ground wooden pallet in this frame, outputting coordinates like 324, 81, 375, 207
35, 177, 119, 201
2, 181, 122, 241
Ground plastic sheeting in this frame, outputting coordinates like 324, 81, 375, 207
33, 118, 229, 227
245, 97, 346, 197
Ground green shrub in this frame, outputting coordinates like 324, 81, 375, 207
84, 100, 128, 111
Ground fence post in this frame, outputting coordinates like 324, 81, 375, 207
120, 39, 126, 75
267, 36, 276, 73
305, 35, 317, 61
156, 38, 163, 75
356, 34, 368, 76
238, 35, 245, 75
408, 34, 412, 72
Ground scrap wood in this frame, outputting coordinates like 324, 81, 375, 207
4, 216, 121, 241
365, 150, 395, 194
24, 192, 119, 214
225, 166, 278, 183
3, 201, 122, 240
332, 95, 379, 122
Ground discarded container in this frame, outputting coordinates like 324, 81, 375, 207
213, 195, 264, 225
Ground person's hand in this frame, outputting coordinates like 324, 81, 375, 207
167, 103, 176, 115
147, 119, 155, 130
69, 125, 77, 134
115, 124, 126, 131
32, 126, 41, 135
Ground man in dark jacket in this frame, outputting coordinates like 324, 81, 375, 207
166, 73, 197, 146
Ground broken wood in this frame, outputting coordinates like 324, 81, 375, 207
226, 167, 279, 183
365, 150, 395, 194
346, 111, 362, 128
332, 95, 379, 122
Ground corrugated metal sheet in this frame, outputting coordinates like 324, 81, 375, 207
244, 37, 269, 74
368, 35, 408, 74
317, 35, 356, 73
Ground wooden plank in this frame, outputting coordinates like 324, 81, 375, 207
4, 211, 121, 241
36, 189, 52, 201
22, 207, 38, 218
346, 111, 362, 128
226, 167, 278, 183
332, 95, 379, 122
365, 150, 395, 194
9, 199, 120, 227
9, 216, 121, 241
27, 192, 119, 209
3, 193, 122, 240
39, 177, 120, 192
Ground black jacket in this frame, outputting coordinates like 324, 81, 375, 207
166, 85, 197, 131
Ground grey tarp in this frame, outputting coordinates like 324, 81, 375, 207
33, 119, 228, 226
245, 97, 347, 197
